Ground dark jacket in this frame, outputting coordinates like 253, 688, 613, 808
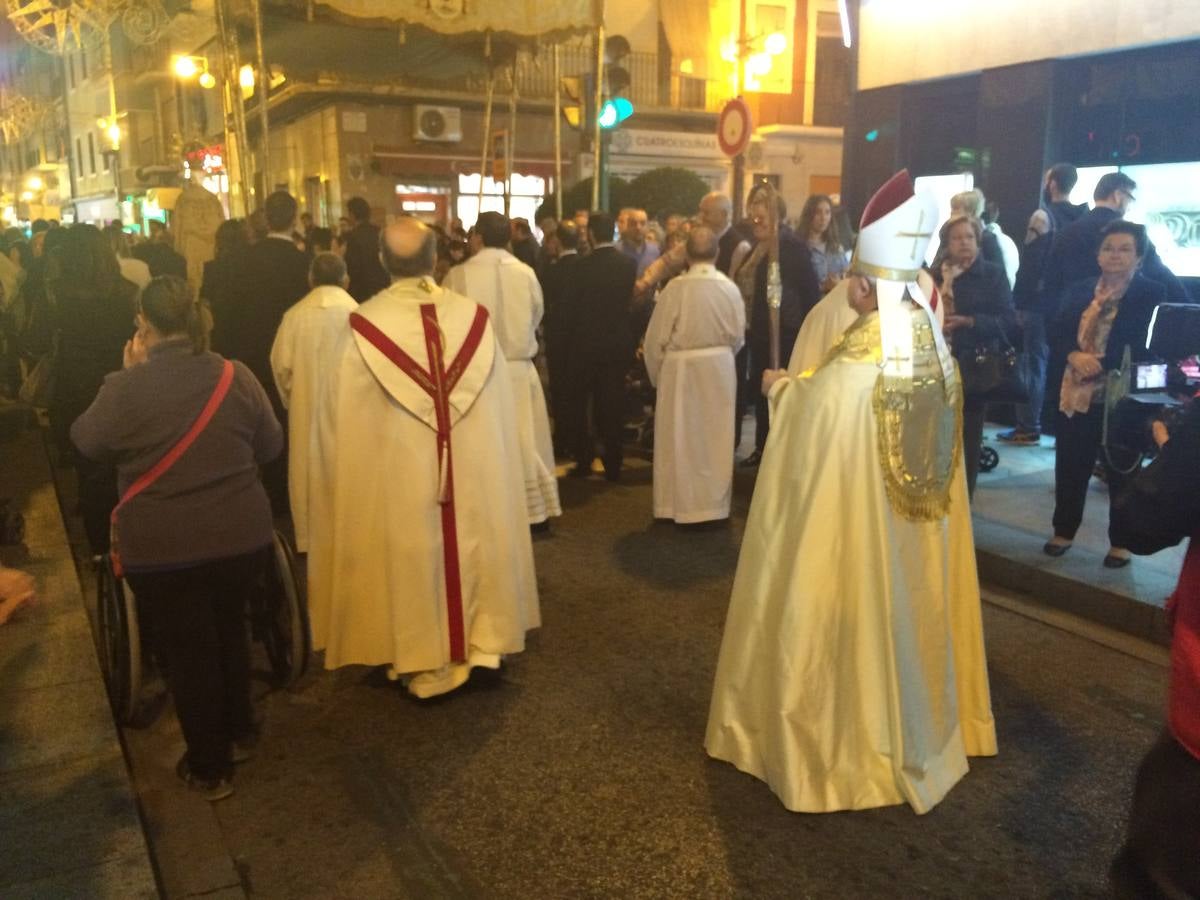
1046, 199, 1089, 232
746, 229, 822, 345
1042, 207, 1190, 319
939, 255, 1016, 359
53, 276, 138, 410
540, 251, 581, 356
343, 221, 388, 303
1012, 232, 1053, 313
71, 339, 282, 571
202, 250, 246, 358
560, 245, 638, 361
223, 236, 309, 392
132, 241, 187, 279
512, 237, 539, 270
1049, 272, 1167, 375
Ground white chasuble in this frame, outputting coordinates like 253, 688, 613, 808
306, 279, 539, 692
445, 249, 560, 523
269, 284, 358, 552
706, 307, 996, 814
643, 264, 746, 523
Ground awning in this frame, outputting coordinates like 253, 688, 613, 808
259, 0, 598, 43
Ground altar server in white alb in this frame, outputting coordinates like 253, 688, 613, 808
269, 253, 357, 552
444, 212, 561, 528
706, 171, 997, 814
307, 217, 540, 698
643, 226, 745, 523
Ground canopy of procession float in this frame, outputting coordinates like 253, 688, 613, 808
259, 0, 603, 219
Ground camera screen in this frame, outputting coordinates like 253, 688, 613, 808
1135, 363, 1168, 390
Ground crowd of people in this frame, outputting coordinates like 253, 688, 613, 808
0, 163, 1195, 895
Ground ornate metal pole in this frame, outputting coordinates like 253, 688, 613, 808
762, 179, 783, 369
475, 33, 494, 220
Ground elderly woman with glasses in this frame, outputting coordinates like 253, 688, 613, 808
1043, 220, 1166, 568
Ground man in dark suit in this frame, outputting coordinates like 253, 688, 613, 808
342, 196, 389, 303
539, 221, 582, 456
223, 190, 310, 512
741, 191, 822, 465
133, 219, 187, 279
559, 211, 637, 481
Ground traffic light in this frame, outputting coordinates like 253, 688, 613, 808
559, 35, 634, 131
598, 97, 633, 129
560, 75, 589, 131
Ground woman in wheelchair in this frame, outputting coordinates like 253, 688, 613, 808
1043, 221, 1166, 568
71, 275, 283, 801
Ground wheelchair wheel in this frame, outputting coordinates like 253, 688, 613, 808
95, 556, 142, 725
254, 530, 310, 687
979, 445, 1000, 473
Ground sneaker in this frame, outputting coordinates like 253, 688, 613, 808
997, 428, 1040, 445
175, 756, 234, 802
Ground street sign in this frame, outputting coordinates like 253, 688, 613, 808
717, 98, 752, 158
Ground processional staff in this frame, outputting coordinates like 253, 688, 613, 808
760, 180, 784, 370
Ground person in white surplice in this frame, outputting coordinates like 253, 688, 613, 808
269, 253, 358, 552
643, 227, 745, 523
307, 217, 539, 699
444, 211, 561, 528
706, 171, 997, 815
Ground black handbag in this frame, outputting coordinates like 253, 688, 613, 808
958, 336, 1029, 403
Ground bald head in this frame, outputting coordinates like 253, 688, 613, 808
698, 192, 732, 231
380, 216, 437, 279
686, 226, 719, 263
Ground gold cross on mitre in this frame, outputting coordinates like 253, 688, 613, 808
895, 209, 932, 258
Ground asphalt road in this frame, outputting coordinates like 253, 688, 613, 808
98, 462, 1170, 899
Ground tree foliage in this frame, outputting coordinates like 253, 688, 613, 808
626, 167, 710, 222
536, 176, 632, 223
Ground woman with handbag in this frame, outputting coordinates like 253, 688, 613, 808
71, 276, 283, 801
1043, 221, 1166, 567
935, 214, 1016, 498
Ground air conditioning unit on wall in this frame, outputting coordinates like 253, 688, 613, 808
413, 105, 462, 142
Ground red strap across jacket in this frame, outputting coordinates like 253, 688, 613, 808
350, 304, 489, 663
110, 359, 236, 577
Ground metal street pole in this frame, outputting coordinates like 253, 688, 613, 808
250, 0, 270, 193
553, 44, 563, 221
103, 28, 122, 221
216, 0, 252, 212
505, 61, 517, 218
590, 12, 605, 211
476, 66, 495, 221
731, 0, 747, 222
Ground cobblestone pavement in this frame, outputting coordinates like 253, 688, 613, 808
58, 454, 1168, 899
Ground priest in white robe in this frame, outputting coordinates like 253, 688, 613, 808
307, 218, 540, 698
444, 212, 560, 527
706, 171, 997, 814
269, 253, 358, 552
643, 227, 745, 523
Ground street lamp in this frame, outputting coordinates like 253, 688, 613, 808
172, 54, 217, 88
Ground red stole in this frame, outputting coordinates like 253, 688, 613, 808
350, 303, 490, 663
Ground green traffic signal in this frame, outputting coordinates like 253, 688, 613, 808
598, 97, 634, 129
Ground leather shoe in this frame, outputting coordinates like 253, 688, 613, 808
1042, 540, 1072, 557
1103, 552, 1131, 569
